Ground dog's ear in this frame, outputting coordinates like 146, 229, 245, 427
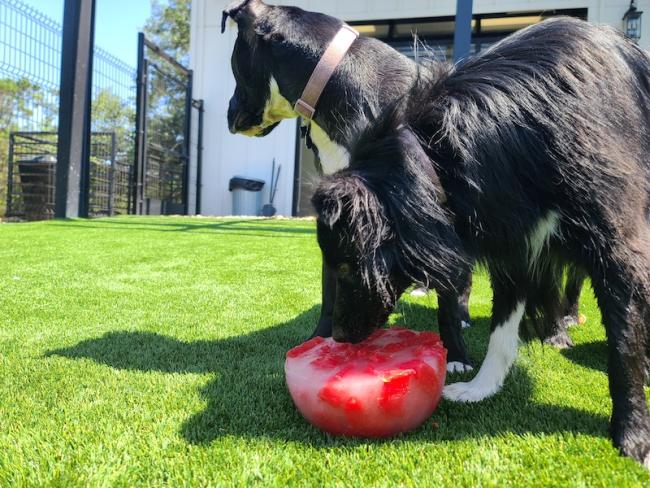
313, 171, 397, 301
221, 0, 267, 34
312, 173, 390, 242
311, 176, 347, 229
312, 176, 357, 229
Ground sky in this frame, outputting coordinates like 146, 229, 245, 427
23, 0, 153, 68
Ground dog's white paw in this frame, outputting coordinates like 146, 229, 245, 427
446, 361, 474, 374
461, 320, 471, 329
443, 380, 500, 403
644, 451, 650, 470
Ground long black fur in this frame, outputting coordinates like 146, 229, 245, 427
223, 1, 586, 365
222, 0, 481, 367
313, 17, 650, 465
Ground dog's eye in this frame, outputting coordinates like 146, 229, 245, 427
337, 263, 351, 276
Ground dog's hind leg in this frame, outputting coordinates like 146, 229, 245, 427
590, 253, 650, 467
562, 265, 587, 327
310, 262, 336, 338
535, 261, 574, 349
443, 273, 526, 402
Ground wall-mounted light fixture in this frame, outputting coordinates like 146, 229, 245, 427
623, 0, 643, 43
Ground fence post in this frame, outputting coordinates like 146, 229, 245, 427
108, 132, 117, 217
454, 0, 473, 63
133, 33, 147, 215
194, 99, 204, 216
6, 133, 15, 216
55, 0, 96, 218
183, 70, 194, 215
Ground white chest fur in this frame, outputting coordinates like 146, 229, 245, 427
309, 122, 350, 175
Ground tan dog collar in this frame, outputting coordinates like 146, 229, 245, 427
294, 25, 359, 120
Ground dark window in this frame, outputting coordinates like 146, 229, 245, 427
348, 8, 589, 61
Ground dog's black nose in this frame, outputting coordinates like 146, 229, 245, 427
229, 112, 251, 134
332, 327, 349, 343
332, 326, 370, 344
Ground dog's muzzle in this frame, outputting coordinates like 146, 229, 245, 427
227, 96, 259, 134
227, 97, 280, 137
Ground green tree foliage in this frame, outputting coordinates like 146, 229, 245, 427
91, 89, 136, 157
0, 78, 57, 133
144, 0, 191, 63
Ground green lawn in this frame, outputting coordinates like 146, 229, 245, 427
0, 217, 648, 487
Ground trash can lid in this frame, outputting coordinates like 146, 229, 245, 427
229, 176, 265, 192
18, 154, 57, 165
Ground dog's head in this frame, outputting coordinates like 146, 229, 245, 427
222, 0, 342, 137
312, 110, 465, 343
313, 172, 410, 343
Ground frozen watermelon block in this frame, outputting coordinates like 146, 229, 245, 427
285, 327, 447, 438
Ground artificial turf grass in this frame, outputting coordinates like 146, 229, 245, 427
0, 216, 648, 486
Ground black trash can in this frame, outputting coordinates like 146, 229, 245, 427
229, 177, 265, 216
17, 154, 56, 221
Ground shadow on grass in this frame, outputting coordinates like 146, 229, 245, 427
47, 303, 609, 447
50, 218, 316, 238
562, 342, 650, 388
562, 341, 608, 374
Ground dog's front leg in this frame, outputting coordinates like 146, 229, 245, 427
444, 280, 525, 403
437, 272, 474, 373
309, 261, 336, 338
457, 272, 473, 329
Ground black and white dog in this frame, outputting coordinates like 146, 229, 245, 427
221, 0, 587, 365
312, 18, 650, 467
221, 0, 476, 371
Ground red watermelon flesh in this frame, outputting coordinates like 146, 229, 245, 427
285, 327, 447, 438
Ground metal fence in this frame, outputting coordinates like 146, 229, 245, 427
91, 46, 137, 215
0, 0, 137, 218
6, 131, 132, 219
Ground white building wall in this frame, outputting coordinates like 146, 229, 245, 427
190, 0, 298, 216
191, 0, 649, 216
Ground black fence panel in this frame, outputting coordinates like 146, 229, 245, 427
87, 132, 132, 216
0, 0, 137, 220
6, 131, 131, 219
1, 2, 202, 219
91, 48, 137, 216
0, 0, 61, 217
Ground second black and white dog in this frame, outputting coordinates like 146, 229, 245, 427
221, 0, 476, 371
312, 18, 650, 466
221, 0, 588, 366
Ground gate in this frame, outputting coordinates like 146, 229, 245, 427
134, 34, 200, 216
